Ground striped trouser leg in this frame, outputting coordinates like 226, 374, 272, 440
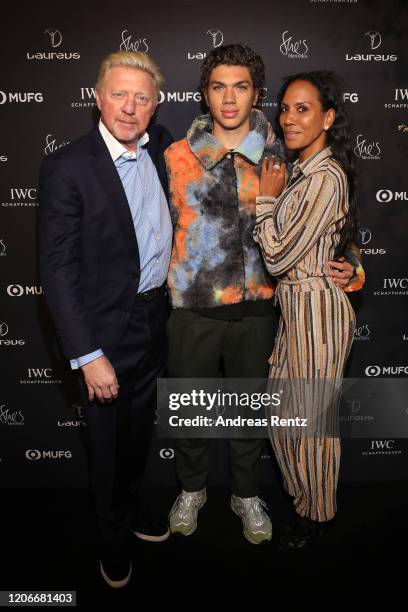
269, 280, 355, 522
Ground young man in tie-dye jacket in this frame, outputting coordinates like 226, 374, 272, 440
164, 44, 364, 545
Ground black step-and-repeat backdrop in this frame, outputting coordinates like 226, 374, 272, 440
1, 0, 407, 488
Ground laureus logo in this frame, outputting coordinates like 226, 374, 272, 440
27, 27, 80, 60
44, 28, 62, 48
359, 228, 371, 245
365, 31, 381, 50
188, 29, 224, 60
0, 321, 25, 347
206, 29, 223, 48
0, 322, 8, 337
346, 31, 396, 62
359, 228, 386, 256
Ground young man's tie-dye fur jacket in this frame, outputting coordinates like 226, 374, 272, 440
164, 109, 364, 309
164, 109, 284, 309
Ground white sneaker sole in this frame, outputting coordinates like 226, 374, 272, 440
169, 492, 207, 536
170, 522, 197, 536
100, 561, 132, 589
231, 503, 272, 545
133, 528, 170, 542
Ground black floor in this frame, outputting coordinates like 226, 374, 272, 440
2, 482, 407, 607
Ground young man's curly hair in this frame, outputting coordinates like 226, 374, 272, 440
199, 43, 265, 100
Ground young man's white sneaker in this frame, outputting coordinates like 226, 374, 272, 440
169, 488, 207, 535
231, 495, 272, 544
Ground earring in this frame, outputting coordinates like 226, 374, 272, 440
324, 126, 329, 131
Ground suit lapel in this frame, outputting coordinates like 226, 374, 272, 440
89, 129, 139, 259
146, 134, 169, 199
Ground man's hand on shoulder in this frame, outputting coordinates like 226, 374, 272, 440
328, 257, 354, 289
81, 356, 119, 403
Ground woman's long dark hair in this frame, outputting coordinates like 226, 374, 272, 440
275, 71, 359, 258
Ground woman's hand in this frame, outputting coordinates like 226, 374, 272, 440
259, 157, 288, 198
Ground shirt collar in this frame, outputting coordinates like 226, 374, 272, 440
98, 119, 149, 161
293, 146, 332, 178
187, 109, 268, 170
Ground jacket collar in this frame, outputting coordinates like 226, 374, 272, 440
187, 109, 269, 170
86, 124, 169, 199
88, 124, 149, 156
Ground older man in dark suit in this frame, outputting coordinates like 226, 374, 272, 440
39, 51, 172, 588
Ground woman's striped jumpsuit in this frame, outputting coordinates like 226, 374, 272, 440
254, 147, 356, 522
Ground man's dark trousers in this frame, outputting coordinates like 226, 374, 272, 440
167, 308, 278, 497
81, 288, 168, 555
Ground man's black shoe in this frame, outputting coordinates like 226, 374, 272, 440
100, 556, 132, 588
278, 514, 324, 551
132, 505, 170, 542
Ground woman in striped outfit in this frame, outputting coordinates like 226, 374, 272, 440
254, 71, 361, 550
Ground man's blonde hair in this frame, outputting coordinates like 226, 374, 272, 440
95, 51, 164, 98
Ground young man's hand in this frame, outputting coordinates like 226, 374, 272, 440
328, 257, 354, 289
